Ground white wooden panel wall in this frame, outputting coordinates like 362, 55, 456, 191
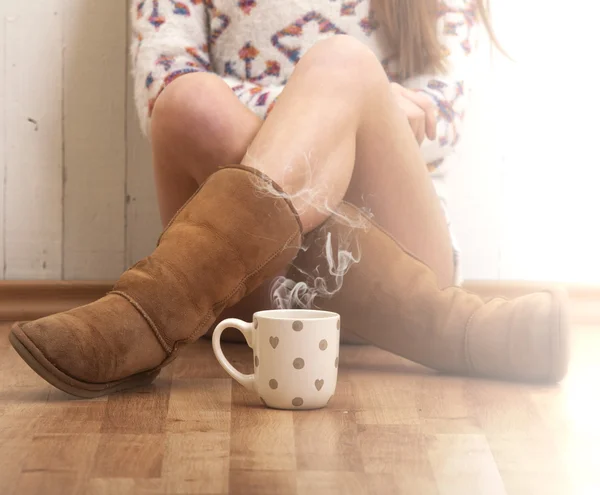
4, 1, 64, 279
0, 0, 6, 277
447, 0, 600, 284
125, 83, 161, 269
0, 0, 162, 281
445, 35, 501, 281
125, 4, 162, 269
62, 0, 128, 280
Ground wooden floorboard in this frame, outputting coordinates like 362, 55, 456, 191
0, 321, 599, 494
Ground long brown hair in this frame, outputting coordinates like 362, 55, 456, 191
375, 0, 504, 79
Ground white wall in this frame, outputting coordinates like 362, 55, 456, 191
0, 0, 598, 283
0, 0, 161, 281
447, 0, 600, 283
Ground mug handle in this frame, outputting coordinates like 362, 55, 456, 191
212, 318, 255, 391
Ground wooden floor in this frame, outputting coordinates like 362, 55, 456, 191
0, 322, 599, 495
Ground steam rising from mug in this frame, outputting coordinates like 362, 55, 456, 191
245, 152, 371, 310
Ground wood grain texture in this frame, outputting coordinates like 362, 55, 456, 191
62, 0, 128, 280
3, 1, 64, 280
1, 322, 599, 494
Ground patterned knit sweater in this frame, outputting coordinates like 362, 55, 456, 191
132, 0, 479, 167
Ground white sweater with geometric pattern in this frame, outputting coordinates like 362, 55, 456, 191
132, 0, 479, 168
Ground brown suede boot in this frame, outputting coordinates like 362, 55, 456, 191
9, 166, 302, 397
286, 202, 570, 383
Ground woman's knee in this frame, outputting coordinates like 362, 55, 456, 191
150, 72, 257, 163
299, 35, 386, 87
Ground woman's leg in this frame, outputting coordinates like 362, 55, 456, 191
150, 72, 262, 226
241, 35, 454, 285
150, 73, 271, 325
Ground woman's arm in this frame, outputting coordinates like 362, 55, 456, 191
132, 0, 283, 135
400, 0, 479, 167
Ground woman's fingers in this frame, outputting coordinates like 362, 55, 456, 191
407, 91, 437, 141
414, 93, 437, 141
390, 83, 427, 144
413, 110, 425, 144
394, 85, 437, 141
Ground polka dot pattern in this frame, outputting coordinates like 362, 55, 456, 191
245, 313, 340, 410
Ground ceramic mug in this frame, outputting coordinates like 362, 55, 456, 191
212, 309, 340, 410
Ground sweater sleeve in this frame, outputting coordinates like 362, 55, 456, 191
131, 0, 283, 136
400, 0, 479, 167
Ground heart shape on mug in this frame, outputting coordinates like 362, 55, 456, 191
315, 379, 324, 391
269, 336, 279, 349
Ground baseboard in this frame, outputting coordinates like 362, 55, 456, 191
0, 281, 111, 322
0, 280, 598, 325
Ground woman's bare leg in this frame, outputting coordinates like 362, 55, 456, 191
242, 36, 454, 285
150, 72, 262, 226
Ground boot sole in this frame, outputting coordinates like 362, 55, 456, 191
9, 323, 161, 399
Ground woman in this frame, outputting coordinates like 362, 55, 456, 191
9, 0, 569, 398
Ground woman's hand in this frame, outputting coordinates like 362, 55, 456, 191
390, 83, 437, 145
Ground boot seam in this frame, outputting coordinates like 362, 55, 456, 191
180, 227, 302, 345
159, 252, 231, 323
109, 290, 172, 353
121, 223, 248, 351
161, 225, 299, 348
158, 187, 201, 246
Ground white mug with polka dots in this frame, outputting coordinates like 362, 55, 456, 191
212, 309, 340, 410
